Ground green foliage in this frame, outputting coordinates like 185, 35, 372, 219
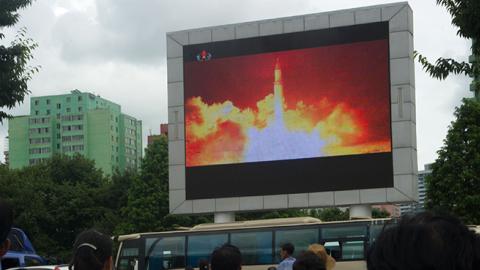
436, 0, 480, 52
415, 0, 480, 97
116, 136, 213, 234
0, 1, 39, 122
311, 208, 349, 222
425, 98, 480, 224
372, 208, 390, 218
0, 154, 115, 260
414, 52, 473, 80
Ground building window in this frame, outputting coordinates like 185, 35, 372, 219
72, 145, 84, 151
57, 123, 60, 129
57, 113, 60, 119
46, 99, 50, 105
78, 106, 82, 112
46, 110, 50, 115
66, 108, 71, 113
35, 110, 39, 115
34, 100, 39, 106
66, 97, 71, 102
115, 117, 118, 123
78, 96, 82, 101
57, 104, 61, 109
57, 144, 60, 149
57, 133, 60, 139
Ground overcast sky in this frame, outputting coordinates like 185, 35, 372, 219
0, 0, 473, 169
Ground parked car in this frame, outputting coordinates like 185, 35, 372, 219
0, 228, 46, 270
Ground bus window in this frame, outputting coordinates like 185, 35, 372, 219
341, 241, 364, 260
323, 241, 341, 260
231, 231, 273, 265
187, 234, 228, 267
321, 226, 367, 239
146, 236, 185, 270
275, 228, 318, 261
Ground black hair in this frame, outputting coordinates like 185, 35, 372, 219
281, 243, 295, 256
69, 229, 113, 270
199, 258, 209, 270
0, 199, 13, 244
293, 251, 326, 270
211, 244, 242, 270
367, 211, 480, 270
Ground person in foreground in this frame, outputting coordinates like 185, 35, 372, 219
278, 243, 296, 270
308, 244, 335, 270
69, 229, 113, 270
293, 251, 326, 270
0, 199, 13, 258
211, 244, 242, 270
367, 211, 480, 270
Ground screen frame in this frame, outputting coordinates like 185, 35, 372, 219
167, 2, 417, 214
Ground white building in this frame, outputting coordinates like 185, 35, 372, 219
399, 163, 433, 215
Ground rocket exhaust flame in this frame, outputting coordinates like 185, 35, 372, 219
185, 41, 392, 167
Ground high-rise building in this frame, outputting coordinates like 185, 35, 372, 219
398, 163, 432, 215
8, 90, 142, 175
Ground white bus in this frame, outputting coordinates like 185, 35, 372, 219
114, 217, 393, 270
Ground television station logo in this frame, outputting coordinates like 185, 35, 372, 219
196, 50, 212, 62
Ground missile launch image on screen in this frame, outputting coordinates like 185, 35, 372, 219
184, 39, 392, 167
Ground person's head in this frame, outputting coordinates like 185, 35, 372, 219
307, 244, 335, 270
70, 230, 113, 270
0, 199, 13, 257
280, 243, 295, 259
210, 244, 242, 270
367, 211, 480, 270
293, 251, 326, 270
199, 258, 209, 270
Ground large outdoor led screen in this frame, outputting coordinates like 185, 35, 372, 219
183, 22, 393, 200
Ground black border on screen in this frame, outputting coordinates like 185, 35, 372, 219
183, 21, 393, 200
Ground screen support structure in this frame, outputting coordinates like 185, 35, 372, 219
214, 212, 235, 223
349, 205, 372, 219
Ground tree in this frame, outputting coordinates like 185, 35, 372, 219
415, 0, 479, 98
0, 154, 119, 261
0, 0, 39, 122
425, 98, 480, 224
116, 137, 170, 233
372, 208, 390, 219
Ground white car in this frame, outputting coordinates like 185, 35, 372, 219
6, 265, 69, 270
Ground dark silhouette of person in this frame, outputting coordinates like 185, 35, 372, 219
211, 244, 242, 270
367, 211, 480, 270
293, 251, 326, 270
0, 199, 13, 258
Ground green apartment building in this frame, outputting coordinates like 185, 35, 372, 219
8, 90, 142, 175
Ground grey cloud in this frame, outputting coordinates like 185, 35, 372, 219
52, 0, 316, 65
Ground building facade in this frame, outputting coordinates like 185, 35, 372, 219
147, 124, 168, 146
398, 163, 432, 215
8, 90, 142, 175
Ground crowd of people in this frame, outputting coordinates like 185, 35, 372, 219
1, 198, 480, 270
